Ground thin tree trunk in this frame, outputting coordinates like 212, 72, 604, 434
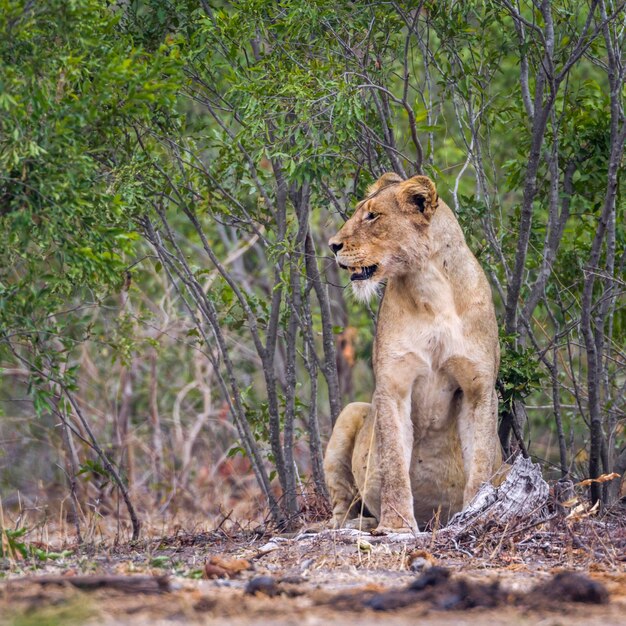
149, 350, 164, 503
305, 231, 342, 425
117, 365, 134, 487
60, 411, 83, 544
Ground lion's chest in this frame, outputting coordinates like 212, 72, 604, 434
413, 321, 464, 429
376, 308, 466, 432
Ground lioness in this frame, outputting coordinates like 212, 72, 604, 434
324, 173, 502, 533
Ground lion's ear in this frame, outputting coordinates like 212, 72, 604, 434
367, 172, 403, 195
398, 176, 438, 220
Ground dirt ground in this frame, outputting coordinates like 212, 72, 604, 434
1, 523, 625, 626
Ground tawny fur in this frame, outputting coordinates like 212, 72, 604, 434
324, 174, 503, 532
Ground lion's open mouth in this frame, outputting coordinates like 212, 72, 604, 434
347, 265, 378, 281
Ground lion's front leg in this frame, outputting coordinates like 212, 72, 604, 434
458, 381, 500, 506
372, 380, 417, 533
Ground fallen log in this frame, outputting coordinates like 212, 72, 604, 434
325, 567, 608, 612
16, 574, 171, 594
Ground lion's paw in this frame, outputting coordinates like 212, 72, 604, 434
344, 516, 378, 531
371, 525, 417, 536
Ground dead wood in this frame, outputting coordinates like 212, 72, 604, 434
529, 572, 609, 605
326, 567, 608, 612
16, 574, 171, 594
443, 455, 550, 534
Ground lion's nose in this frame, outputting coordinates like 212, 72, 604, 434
329, 241, 343, 255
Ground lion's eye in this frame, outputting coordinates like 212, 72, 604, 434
364, 211, 379, 222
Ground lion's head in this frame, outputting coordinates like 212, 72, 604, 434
328, 173, 439, 301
